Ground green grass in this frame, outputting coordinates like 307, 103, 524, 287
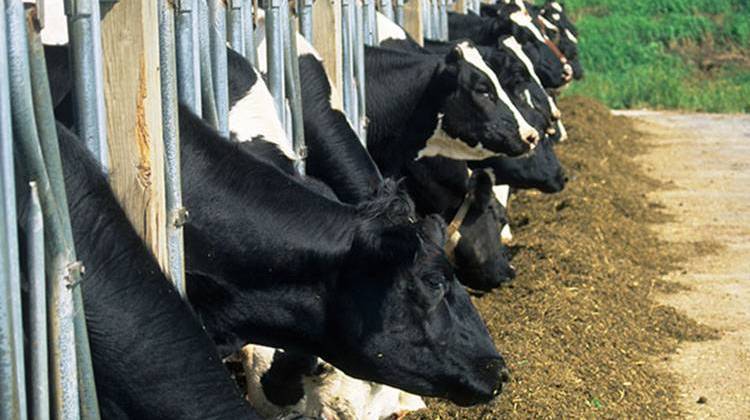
558, 0, 750, 113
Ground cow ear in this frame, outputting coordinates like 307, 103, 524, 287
445, 45, 463, 65
468, 169, 495, 210
352, 219, 419, 266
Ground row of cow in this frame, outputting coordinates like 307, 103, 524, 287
14, 0, 582, 418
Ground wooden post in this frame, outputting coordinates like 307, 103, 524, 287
403, 0, 423, 46
100, 0, 169, 274
312, 0, 343, 109
453, 0, 465, 13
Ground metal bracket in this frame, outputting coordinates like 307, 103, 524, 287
171, 207, 190, 228
64, 261, 86, 289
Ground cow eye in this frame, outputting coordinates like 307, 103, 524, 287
475, 84, 494, 99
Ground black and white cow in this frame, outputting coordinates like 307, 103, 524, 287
538, 1, 583, 79
16, 124, 258, 420
178, 107, 510, 406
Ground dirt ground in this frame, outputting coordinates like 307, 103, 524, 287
411, 97, 725, 419
623, 110, 750, 419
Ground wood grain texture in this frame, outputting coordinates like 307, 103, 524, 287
403, 0, 423, 46
100, 0, 169, 275
312, 0, 343, 109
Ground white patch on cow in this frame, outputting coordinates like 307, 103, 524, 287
509, 10, 532, 27
523, 89, 533, 107
418, 126, 505, 161
550, 2, 563, 13
376, 11, 408, 43
39, 0, 69, 45
548, 96, 562, 120
228, 68, 298, 159
501, 223, 514, 242
539, 16, 559, 31
456, 42, 539, 145
556, 119, 568, 142
501, 36, 561, 120
242, 344, 426, 420
552, 12, 561, 21
565, 28, 579, 44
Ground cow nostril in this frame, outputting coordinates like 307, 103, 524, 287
500, 367, 511, 384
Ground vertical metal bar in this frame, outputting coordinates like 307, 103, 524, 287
299, 0, 313, 40
199, 0, 219, 127
266, 0, 286, 125
378, 0, 393, 21
430, 0, 439, 39
0, 2, 22, 417
394, 0, 403, 26
26, 182, 50, 420
7, 4, 80, 419
439, 0, 447, 40
159, 0, 187, 298
349, 1, 359, 135
25, 9, 101, 419
176, 0, 202, 115
64, 0, 109, 171
242, 0, 257, 64
341, 0, 355, 125
421, 0, 431, 39
362, 0, 376, 46
354, 0, 367, 145
227, 0, 245, 55
283, 7, 306, 175
208, 0, 229, 135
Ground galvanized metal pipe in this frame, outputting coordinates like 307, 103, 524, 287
421, 0, 431, 39
199, 0, 220, 127
394, 0, 404, 26
266, 0, 286, 126
439, 0, 448, 40
378, 0, 393, 21
25, 10, 101, 419
158, 0, 187, 298
430, 0, 439, 39
26, 182, 49, 420
242, 0, 257, 64
7, 4, 79, 419
227, 0, 245, 55
362, 0, 375, 46
176, 0, 202, 114
354, 0, 367, 144
283, 7, 306, 175
208, 0, 229, 135
64, 0, 109, 171
298, 0, 313, 40
0, 2, 22, 417
341, 0, 356, 125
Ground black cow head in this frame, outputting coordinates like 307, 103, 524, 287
541, 1, 584, 79
438, 42, 539, 157
328, 213, 509, 406
454, 170, 516, 291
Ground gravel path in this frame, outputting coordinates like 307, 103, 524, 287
619, 110, 750, 419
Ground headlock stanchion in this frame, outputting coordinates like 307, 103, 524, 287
208, 0, 229, 135
395, 0, 404, 26
26, 7, 101, 418
341, 0, 356, 126
354, 0, 367, 144
283, 0, 306, 175
363, 0, 376, 46
1, 3, 23, 419
64, 0, 109, 171
176, 0, 202, 115
199, 0, 220, 128
266, 0, 286, 127
243, 0, 257, 64
379, 0, 393, 21
298, 0, 313, 41
228, 0, 246, 55
159, 0, 188, 298
26, 182, 49, 420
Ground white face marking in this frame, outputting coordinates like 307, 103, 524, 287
502, 36, 560, 119
565, 28, 579, 44
418, 127, 504, 161
523, 89, 533, 107
376, 11, 407, 43
552, 13, 561, 21
501, 223, 514, 242
509, 10, 532, 27
493, 184, 510, 208
539, 16, 559, 31
228, 68, 298, 159
551, 2, 563, 12
557, 119, 568, 142
456, 42, 539, 145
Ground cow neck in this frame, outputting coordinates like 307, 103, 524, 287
298, 54, 384, 205
13, 124, 256, 419
364, 47, 450, 178
180, 108, 362, 354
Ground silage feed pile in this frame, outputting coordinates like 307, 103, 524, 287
412, 96, 718, 419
